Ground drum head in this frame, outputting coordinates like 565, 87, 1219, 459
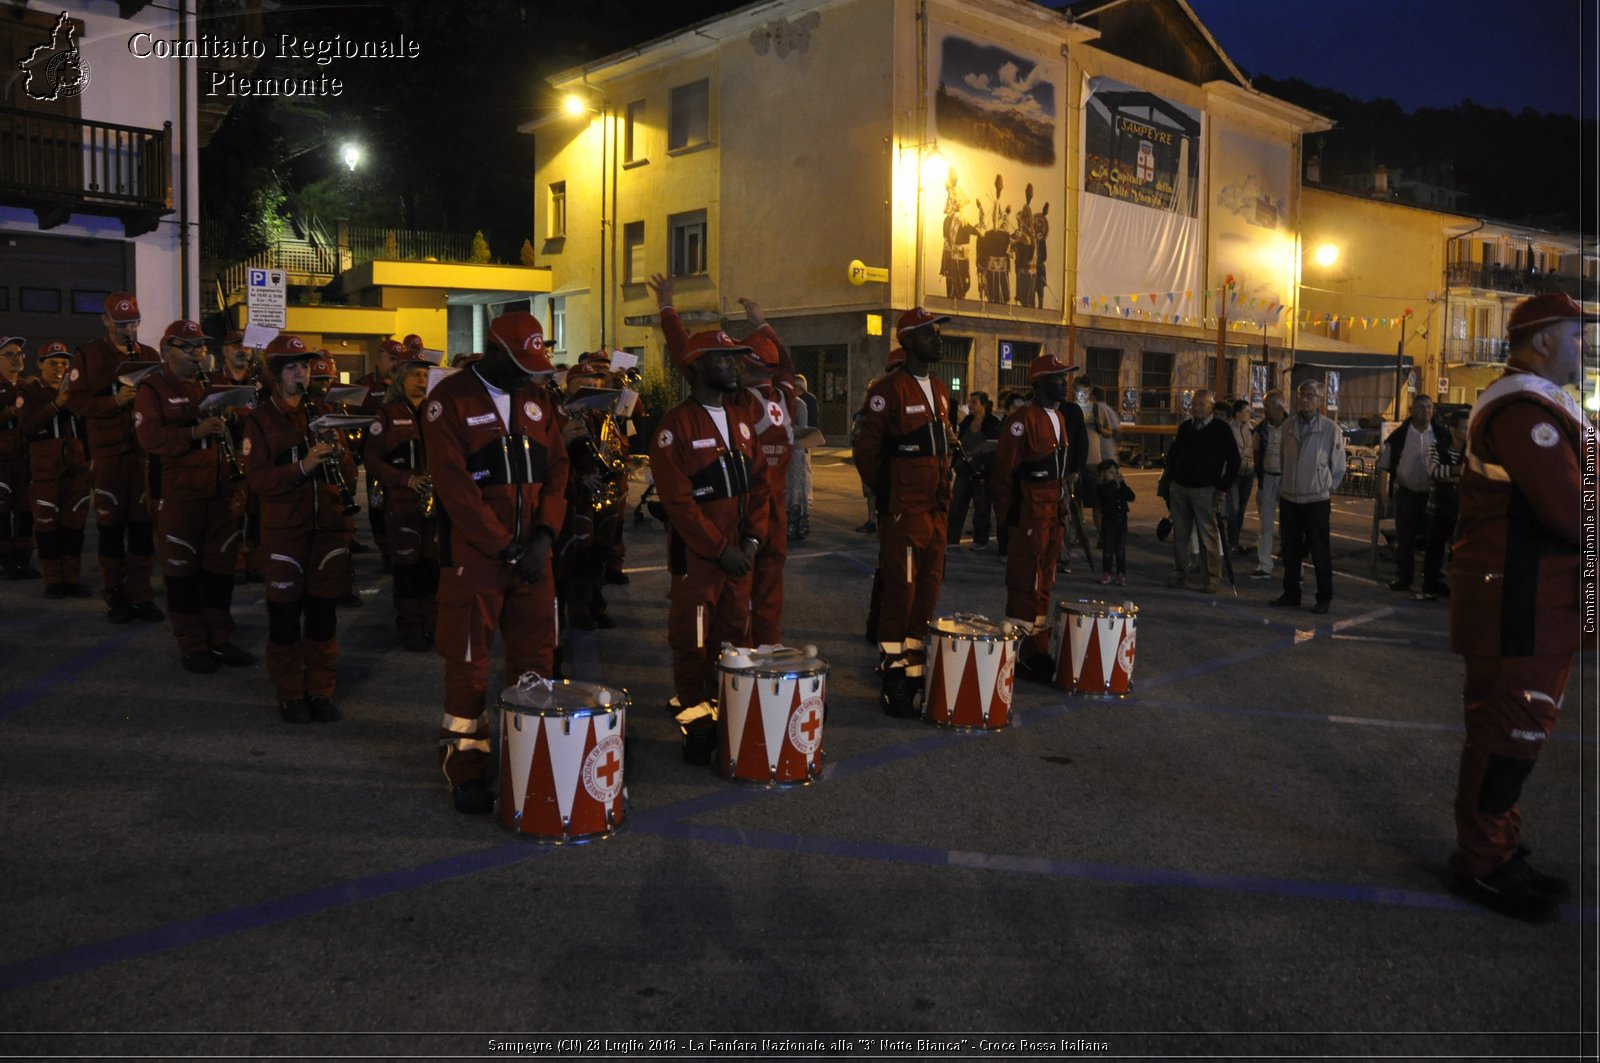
1056, 598, 1138, 620
498, 677, 628, 717
931, 613, 1012, 640
718, 645, 828, 678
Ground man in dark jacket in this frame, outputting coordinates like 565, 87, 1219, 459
1157, 389, 1239, 594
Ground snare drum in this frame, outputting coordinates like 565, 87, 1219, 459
496, 678, 629, 842
1050, 599, 1138, 696
716, 645, 828, 784
924, 614, 1017, 729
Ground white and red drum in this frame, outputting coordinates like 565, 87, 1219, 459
1050, 598, 1139, 697
715, 645, 828, 785
496, 678, 628, 842
923, 614, 1017, 729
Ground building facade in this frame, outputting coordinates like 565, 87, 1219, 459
527, 0, 1330, 437
2, 1, 200, 348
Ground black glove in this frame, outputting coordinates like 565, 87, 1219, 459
512, 532, 553, 583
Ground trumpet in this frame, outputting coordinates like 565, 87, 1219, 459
296, 386, 362, 516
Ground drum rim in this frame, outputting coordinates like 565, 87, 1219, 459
1054, 597, 1139, 618
496, 678, 632, 717
928, 611, 1018, 641
717, 661, 830, 680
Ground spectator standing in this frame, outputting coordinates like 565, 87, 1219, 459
1157, 389, 1239, 594
1270, 381, 1346, 614
1225, 398, 1254, 555
1251, 390, 1287, 578
1418, 409, 1468, 600
948, 391, 999, 550
1379, 395, 1443, 593
1095, 459, 1133, 585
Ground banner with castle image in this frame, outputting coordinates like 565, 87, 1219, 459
1210, 124, 1295, 337
923, 25, 1065, 314
1078, 75, 1205, 324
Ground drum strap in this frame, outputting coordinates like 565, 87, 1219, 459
886, 421, 950, 459
1017, 447, 1069, 481
466, 435, 549, 486
688, 451, 753, 502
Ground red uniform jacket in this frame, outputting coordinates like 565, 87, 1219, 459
133, 367, 229, 502
0, 378, 25, 461
853, 363, 953, 514
17, 380, 86, 481
991, 403, 1074, 528
356, 370, 389, 417
420, 368, 568, 567
659, 308, 797, 491
1450, 369, 1597, 658
649, 398, 768, 570
66, 336, 159, 459
243, 396, 357, 534
364, 399, 427, 499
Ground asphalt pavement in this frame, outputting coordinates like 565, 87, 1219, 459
1, 451, 1594, 1060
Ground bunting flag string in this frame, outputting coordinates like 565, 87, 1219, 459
1072, 288, 1415, 333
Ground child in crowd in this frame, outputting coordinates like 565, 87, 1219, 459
1096, 458, 1134, 585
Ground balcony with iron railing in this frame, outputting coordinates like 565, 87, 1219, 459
0, 106, 172, 236
1442, 336, 1509, 365
1446, 264, 1585, 299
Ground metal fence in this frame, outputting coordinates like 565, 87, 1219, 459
347, 226, 473, 266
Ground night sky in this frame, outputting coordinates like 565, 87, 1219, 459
1184, 0, 1593, 118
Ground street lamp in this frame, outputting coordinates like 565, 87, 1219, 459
341, 143, 363, 172
1312, 242, 1339, 268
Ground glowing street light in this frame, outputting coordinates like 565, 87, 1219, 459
341, 143, 363, 172
563, 93, 588, 117
1312, 242, 1340, 268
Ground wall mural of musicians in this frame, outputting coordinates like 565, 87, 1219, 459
925, 28, 1064, 313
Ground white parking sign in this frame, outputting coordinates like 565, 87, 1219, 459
246, 269, 286, 330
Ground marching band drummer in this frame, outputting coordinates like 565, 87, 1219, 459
646, 276, 770, 745
133, 321, 257, 674
16, 341, 90, 597
853, 307, 957, 718
363, 346, 440, 652
308, 351, 364, 609
243, 335, 355, 724
728, 301, 797, 648
990, 353, 1080, 683
421, 311, 569, 815
66, 292, 163, 624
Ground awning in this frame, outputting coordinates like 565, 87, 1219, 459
1292, 332, 1411, 371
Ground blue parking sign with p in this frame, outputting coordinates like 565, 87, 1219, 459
1000, 341, 1013, 369
249, 269, 267, 286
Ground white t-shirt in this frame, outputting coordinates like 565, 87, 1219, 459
911, 374, 937, 414
474, 368, 511, 430
703, 403, 731, 448
1045, 407, 1062, 444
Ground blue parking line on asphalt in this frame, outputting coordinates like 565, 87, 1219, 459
0, 628, 143, 723
627, 819, 1598, 925
0, 843, 549, 994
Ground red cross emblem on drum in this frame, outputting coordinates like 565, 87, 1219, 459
924, 615, 1016, 729
582, 733, 625, 804
716, 651, 827, 785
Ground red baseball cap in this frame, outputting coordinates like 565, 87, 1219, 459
105, 293, 141, 323
743, 332, 779, 369
1506, 292, 1598, 341
452, 352, 484, 369
896, 307, 949, 340
263, 334, 312, 361
222, 329, 245, 345
1028, 352, 1080, 381
161, 320, 205, 344
402, 333, 424, 352
378, 338, 405, 359
395, 348, 440, 369
308, 353, 336, 378
36, 340, 71, 361
0, 336, 25, 354
488, 311, 553, 374
676, 330, 751, 375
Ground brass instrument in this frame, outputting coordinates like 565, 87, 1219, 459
418, 474, 437, 519
298, 388, 363, 516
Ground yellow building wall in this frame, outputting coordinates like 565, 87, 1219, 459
1300, 187, 1451, 398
